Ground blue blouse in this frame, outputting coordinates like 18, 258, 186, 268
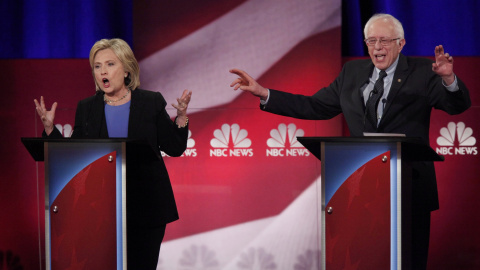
105, 101, 130, 137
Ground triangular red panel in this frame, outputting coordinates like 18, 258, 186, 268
326, 151, 391, 270
50, 152, 117, 270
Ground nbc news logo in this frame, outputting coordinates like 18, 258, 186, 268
266, 123, 310, 157
436, 122, 477, 155
210, 124, 253, 157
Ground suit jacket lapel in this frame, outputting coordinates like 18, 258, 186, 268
128, 89, 145, 137
91, 92, 109, 138
356, 61, 375, 104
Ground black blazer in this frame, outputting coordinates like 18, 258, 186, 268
46, 88, 188, 226
262, 54, 471, 212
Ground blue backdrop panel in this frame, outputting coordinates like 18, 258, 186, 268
1, 0, 478, 58
342, 0, 480, 56
0, 0, 132, 58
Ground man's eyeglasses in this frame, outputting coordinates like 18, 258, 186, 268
364, 38, 400, 46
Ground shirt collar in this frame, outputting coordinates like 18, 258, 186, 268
374, 55, 399, 79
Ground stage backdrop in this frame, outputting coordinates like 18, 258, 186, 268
135, 1, 342, 269
1, 0, 479, 270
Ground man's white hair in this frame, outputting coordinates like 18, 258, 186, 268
364, 13, 405, 40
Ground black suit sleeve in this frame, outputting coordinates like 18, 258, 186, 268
261, 66, 347, 120
428, 76, 471, 115
153, 92, 188, 157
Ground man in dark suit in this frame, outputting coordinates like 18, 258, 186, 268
229, 13, 471, 269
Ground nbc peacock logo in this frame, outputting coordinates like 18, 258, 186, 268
55, 123, 73, 137
435, 122, 477, 155
210, 124, 253, 157
266, 123, 310, 157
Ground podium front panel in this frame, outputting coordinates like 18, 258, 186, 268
45, 142, 126, 270
321, 142, 402, 270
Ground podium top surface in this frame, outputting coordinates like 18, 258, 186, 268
21, 137, 153, 161
297, 136, 444, 162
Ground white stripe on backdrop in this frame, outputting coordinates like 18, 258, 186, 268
158, 178, 322, 269
140, 0, 341, 115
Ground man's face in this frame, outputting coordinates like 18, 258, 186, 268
366, 19, 405, 70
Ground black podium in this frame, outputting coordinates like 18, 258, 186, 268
297, 136, 443, 270
22, 138, 158, 270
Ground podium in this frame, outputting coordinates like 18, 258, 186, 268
22, 138, 159, 270
297, 136, 443, 270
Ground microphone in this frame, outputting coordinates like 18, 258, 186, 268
382, 98, 387, 111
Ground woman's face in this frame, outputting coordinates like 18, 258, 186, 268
93, 48, 128, 95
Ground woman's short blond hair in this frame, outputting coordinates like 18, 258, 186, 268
89, 38, 140, 91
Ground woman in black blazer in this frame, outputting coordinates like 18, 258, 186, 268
34, 38, 192, 269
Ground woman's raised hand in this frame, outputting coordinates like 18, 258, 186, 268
34, 96, 57, 135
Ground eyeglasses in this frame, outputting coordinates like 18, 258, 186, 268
364, 38, 400, 46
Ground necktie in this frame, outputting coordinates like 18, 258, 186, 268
366, 70, 387, 129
